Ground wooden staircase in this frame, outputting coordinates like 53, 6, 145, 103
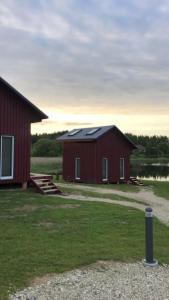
30, 174, 62, 195
129, 176, 144, 186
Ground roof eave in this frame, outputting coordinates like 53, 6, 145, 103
0, 77, 48, 121
113, 126, 137, 149
57, 138, 96, 142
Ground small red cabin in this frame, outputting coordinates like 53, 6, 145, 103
58, 125, 136, 184
0, 77, 47, 187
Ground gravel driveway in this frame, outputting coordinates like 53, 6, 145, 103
10, 261, 169, 300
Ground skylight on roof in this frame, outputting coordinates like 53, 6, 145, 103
68, 129, 81, 136
86, 128, 101, 135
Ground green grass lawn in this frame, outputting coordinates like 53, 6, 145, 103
0, 188, 169, 299
31, 157, 62, 175
31, 162, 58, 174
143, 180, 169, 200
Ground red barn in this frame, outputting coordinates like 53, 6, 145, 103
0, 77, 47, 187
57, 125, 136, 184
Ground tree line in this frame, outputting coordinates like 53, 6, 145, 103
31, 131, 169, 158
31, 131, 67, 157
126, 133, 169, 158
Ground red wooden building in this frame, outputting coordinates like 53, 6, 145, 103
0, 77, 47, 187
58, 125, 136, 184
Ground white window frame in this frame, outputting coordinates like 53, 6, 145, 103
102, 158, 108, 181
0, 135, 14, 180
120, 157, 125, 180
75, 157, 80, 180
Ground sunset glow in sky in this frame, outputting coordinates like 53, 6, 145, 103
0, 0, 169, 136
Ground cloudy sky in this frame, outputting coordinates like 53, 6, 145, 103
0, 0, 169, 136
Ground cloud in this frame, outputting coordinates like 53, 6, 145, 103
38, 119, 92, 126
0, 0, 92, 43
0, 1, 70, 39
63, 122, 93, 126
0, 0, 169, 136
31, 112, 169, 136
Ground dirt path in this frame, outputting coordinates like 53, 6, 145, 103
60, 193, 146, 210
58, 183, 169, 225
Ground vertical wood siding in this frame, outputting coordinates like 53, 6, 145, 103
96, 129, 133, 183
0, 83, 32, 184
63, 141, 96, 183
62, 128, 134, 183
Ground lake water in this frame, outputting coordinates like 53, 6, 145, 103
131, 163, 169, 181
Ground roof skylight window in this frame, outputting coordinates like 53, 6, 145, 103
86, 128, 101, 135
68, 129, 81, 136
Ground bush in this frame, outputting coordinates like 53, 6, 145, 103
32, 138, 62, 157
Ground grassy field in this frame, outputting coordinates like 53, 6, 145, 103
31, 156, 169, 172
143, 180, 169, 200
1, 188, 169, 299
31, 157, 62, 175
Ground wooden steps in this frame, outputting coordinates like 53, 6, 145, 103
129, 176, 144, 186
30, 174, 62, 195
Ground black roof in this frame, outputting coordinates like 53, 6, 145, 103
0, 77, 48, 120
57, 125, 137, 148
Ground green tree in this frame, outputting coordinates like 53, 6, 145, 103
32, 138, 62, 157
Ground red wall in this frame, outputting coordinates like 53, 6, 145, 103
63, 141, 97, 183
0, 83, 32, 184
62, 128, 134, 183
95, 129, 133, 183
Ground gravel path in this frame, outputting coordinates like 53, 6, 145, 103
10, 261, 169, 300
60, 193, 146, 212
58, 183, 169, 225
